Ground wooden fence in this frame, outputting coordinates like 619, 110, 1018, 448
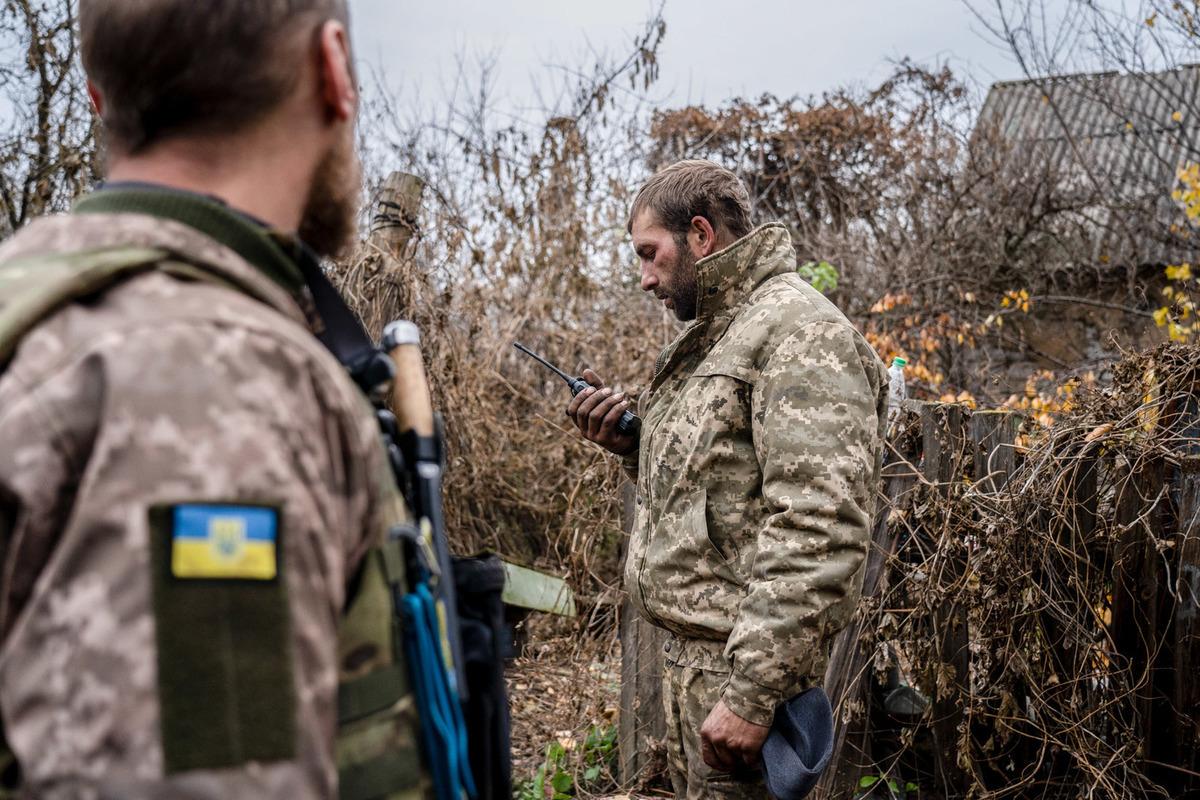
817, 401, 1023, 798
618, 392, 1200, 797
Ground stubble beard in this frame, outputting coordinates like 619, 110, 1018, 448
298, 127, 363, 260
669, 238, 699, 322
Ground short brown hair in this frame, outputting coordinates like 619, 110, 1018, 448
627, 159, 753, 241
80, 0, 349, 154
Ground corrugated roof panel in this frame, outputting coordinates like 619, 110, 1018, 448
976, 65, 1200, 267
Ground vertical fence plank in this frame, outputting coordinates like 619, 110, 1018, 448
617, 482, 667, 786
922, 403, 970, 798
1111, 461, 1162, 769
1165, 390, 1200, 787
969, 410, 1021, 491
819, 402, 924, 797
1174, 455, 1200, 783
968, 411, 1027, 787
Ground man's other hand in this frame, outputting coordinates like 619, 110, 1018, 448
700, 699, 770, 772
565, 369, 638, 456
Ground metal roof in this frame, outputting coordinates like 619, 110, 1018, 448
976, 65, 1200, 267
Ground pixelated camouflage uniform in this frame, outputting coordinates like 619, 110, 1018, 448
0, 189, 423, 799
621, 222, 887, 797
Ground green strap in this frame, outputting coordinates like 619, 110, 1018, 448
338, 664, 408, 724
0, 246, 166, 368
339, 749, 422, 800
379, 537, 407, 589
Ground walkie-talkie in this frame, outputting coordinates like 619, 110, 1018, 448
514, 342, 641, 437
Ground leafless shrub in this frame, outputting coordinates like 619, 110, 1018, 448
0, 0, 98, 237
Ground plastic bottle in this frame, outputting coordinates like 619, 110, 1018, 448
886, 357, 907, 430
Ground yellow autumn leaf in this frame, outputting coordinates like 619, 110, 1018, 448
1154, 307, 1171, 327
1166, 263, 1193, 281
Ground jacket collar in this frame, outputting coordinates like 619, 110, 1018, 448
74, 184, 306, 295
0, 210, 308, 326
694, 222, 796, 320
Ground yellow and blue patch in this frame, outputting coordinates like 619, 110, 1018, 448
170, 504, 278, 581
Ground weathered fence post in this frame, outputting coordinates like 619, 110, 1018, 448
818, 401, 923, 797
922, 403, 970, 797
969, 410, 1021, 493
1160, 386, 1200, 786
967, 409, 1024, 786
1112, 446, 1165, 771
618, 481, 667, 786
370, 171, 425, 260
1173, 421, 1200, 782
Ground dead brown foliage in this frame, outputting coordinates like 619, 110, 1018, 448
651, 65, 1185, 403
841, 343, 1200, 797
331, 14, 675, 615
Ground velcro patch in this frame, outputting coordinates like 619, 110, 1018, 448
149, 502, 295, 772
170, 504, 278, 580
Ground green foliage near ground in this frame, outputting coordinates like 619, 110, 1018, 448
855, 774, 920, 799
515, 725, 619, 800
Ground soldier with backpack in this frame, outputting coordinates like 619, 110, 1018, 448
0, 2, 434, 797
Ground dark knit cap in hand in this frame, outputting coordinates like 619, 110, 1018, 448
760, 687, 834, 800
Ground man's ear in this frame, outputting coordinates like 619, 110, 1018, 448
86, 80, 104, 116
316, 20, 356, 123
688, 215, 718, 258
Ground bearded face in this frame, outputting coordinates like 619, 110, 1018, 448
632, 210, 703, 323
665, 233, 699, 322
298, 124, 362, 259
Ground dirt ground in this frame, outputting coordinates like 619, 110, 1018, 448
507, 615, 674, 798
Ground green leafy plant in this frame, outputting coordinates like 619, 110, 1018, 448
855, 773, 920, 799
580, 724, 617, 784
515, 740, 571, 800
798, 260, 840, 294
514, 725, 619, 799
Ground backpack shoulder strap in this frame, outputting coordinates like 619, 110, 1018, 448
0, 245, 174, 370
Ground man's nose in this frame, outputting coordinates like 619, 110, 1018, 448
640, 264, 658, 293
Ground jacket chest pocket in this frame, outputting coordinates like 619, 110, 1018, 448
674, 365, 755, 467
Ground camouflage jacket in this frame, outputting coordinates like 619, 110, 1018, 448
623, 222, 887, 726
0, 202, 406, 799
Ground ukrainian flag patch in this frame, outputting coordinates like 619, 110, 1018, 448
170, 504, 279, 581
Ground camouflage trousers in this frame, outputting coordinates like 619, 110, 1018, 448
662, 636, 766, 799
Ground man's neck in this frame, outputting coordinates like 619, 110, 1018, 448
106, 131, 315, 234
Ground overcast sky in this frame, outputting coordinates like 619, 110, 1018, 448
349, 0, 1036, 117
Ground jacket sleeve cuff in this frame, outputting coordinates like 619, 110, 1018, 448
720, 669, 783, 727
